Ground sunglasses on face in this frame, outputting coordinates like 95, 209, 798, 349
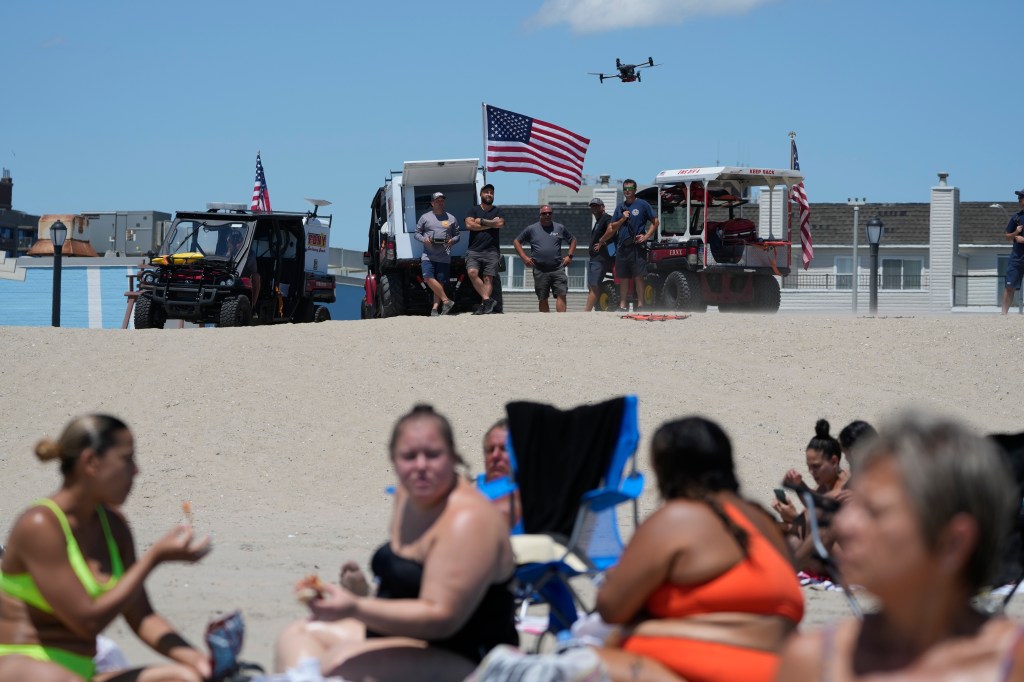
623, 186, 637, 192
540, 212, 553, 216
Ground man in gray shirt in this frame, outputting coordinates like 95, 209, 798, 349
415, 191, 460, 316
513, 205, 576, 313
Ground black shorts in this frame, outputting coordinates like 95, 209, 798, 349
533, 269, 568, 299
615, 251, 646, 279
588, 258, 611, 288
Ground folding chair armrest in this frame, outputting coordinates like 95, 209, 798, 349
477, 474, 518, 500
579, 473, 644, 513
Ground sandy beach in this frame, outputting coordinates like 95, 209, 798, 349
1, 312, 1022, 672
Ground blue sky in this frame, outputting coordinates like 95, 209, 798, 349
4, 0, 1021, 249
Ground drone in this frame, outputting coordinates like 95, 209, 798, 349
590, 57, 659, 83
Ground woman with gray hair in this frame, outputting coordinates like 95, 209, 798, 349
776, 412, 1024, 681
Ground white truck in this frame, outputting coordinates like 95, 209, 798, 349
361, 159, 499, 318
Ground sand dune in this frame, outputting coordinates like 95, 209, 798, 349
1, 312, 1021, 671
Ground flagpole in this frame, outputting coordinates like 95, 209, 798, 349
787, 132, 795, 268
480, 103, 487, 183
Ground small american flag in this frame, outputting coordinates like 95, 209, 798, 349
790, 139, 813, 270
485, 104, 590, 191
250, 152, 272, 213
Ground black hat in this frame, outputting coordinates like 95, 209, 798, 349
1015, 189, 1024, 198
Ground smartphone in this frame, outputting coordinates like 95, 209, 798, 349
773, 488, 788, 504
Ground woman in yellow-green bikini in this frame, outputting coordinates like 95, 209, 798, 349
0, 414, 212, 681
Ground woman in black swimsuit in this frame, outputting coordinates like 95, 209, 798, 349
274, 405, 518, 681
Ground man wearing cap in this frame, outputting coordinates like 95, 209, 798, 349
513, 205, 576, 313
584, 197, 613, 312
415, 192, 461, 316
464, 183, 505, 315
603, 178, 659, 311
1002, 189, 1024, 315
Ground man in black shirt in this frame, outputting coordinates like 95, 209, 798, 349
584, 197, 613, 312
465, 184, 505, 314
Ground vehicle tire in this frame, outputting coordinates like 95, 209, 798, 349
753, 275, 781, 313
662, 271, 703, 311
360, 298, 371, 320
133, 294, 166, 329
598, 280, 619, 311
313, 305, 331, 322
219, 296, 252, 328
379, 273, 405, 318
642, 277, 659, 308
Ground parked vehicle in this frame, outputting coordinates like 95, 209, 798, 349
135, 202, 335, 328
598, 166, 802, 313
361, 159, 501, 318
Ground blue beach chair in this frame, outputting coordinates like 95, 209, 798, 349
501, 395, 643, 646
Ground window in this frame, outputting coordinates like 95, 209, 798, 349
567, 260, 586, 290
880, 258, 923, 290
835, 256, 853, 290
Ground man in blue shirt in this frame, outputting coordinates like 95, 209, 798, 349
603, 178, 659, 311
1001, 188, 1024, 315
513, 205, 576, 313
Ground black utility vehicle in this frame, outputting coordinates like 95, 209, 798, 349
135, 203, 335, 328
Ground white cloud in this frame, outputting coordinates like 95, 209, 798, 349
525, 0, 779, 34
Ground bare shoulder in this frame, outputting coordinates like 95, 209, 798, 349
447, 482, 506, 534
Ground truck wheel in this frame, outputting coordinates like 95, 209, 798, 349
133, 294, 166, 329
380, 273, 405, 318
753, 275, 781, 312
360, 298, 372, 319
314, 305, 331, 322
598, 280, 619, 311
219, 296, 252, 327
642, 277, 659, 308
662, 271, 703, 311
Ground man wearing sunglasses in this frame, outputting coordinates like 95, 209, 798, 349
513, 205, 576, 312
603, 179, 658, 311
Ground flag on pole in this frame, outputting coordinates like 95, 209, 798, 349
250, 152, 272, 213
790, 139, 813, 269
484, 104, 590, 191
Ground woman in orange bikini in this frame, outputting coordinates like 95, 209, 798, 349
593, 416, 804, 682
777, 413, 1024, 681
0, 414, 212, 682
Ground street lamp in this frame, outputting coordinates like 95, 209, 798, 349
866, 215, 884, 315
848, 198, 866, 312
50, 220, 67, 328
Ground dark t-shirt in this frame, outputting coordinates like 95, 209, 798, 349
590, 214, 612, 262
1008, 211, 1024, 261
612, 198, 656, 252
466, 205, 504, 253
515, 221, 575, 272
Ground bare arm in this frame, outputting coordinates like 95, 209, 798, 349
15, 509, 209, 640
312, 507, 508, 640
596, 506, 683, 623
513, 239, 534, 267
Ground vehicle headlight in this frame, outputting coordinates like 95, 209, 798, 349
222, 276, 235, 287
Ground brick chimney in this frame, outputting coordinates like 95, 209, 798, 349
0, 169, 12, 211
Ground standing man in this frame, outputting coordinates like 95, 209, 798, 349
1002, 188, 1024, 315
414, 191, 460, 316
464, 183, 505, 315
514, 205, 576, 313
603, 178, 659, 312
584, 197, 613, 312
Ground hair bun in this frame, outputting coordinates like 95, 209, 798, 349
815, 419, 831, 439
34, 438, 62, 462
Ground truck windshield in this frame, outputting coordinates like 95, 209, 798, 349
161, 221, 252, 256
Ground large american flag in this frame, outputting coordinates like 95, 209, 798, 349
485, 104, 590, 191
790, 139, 813, 269
250, 152, 272, 213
